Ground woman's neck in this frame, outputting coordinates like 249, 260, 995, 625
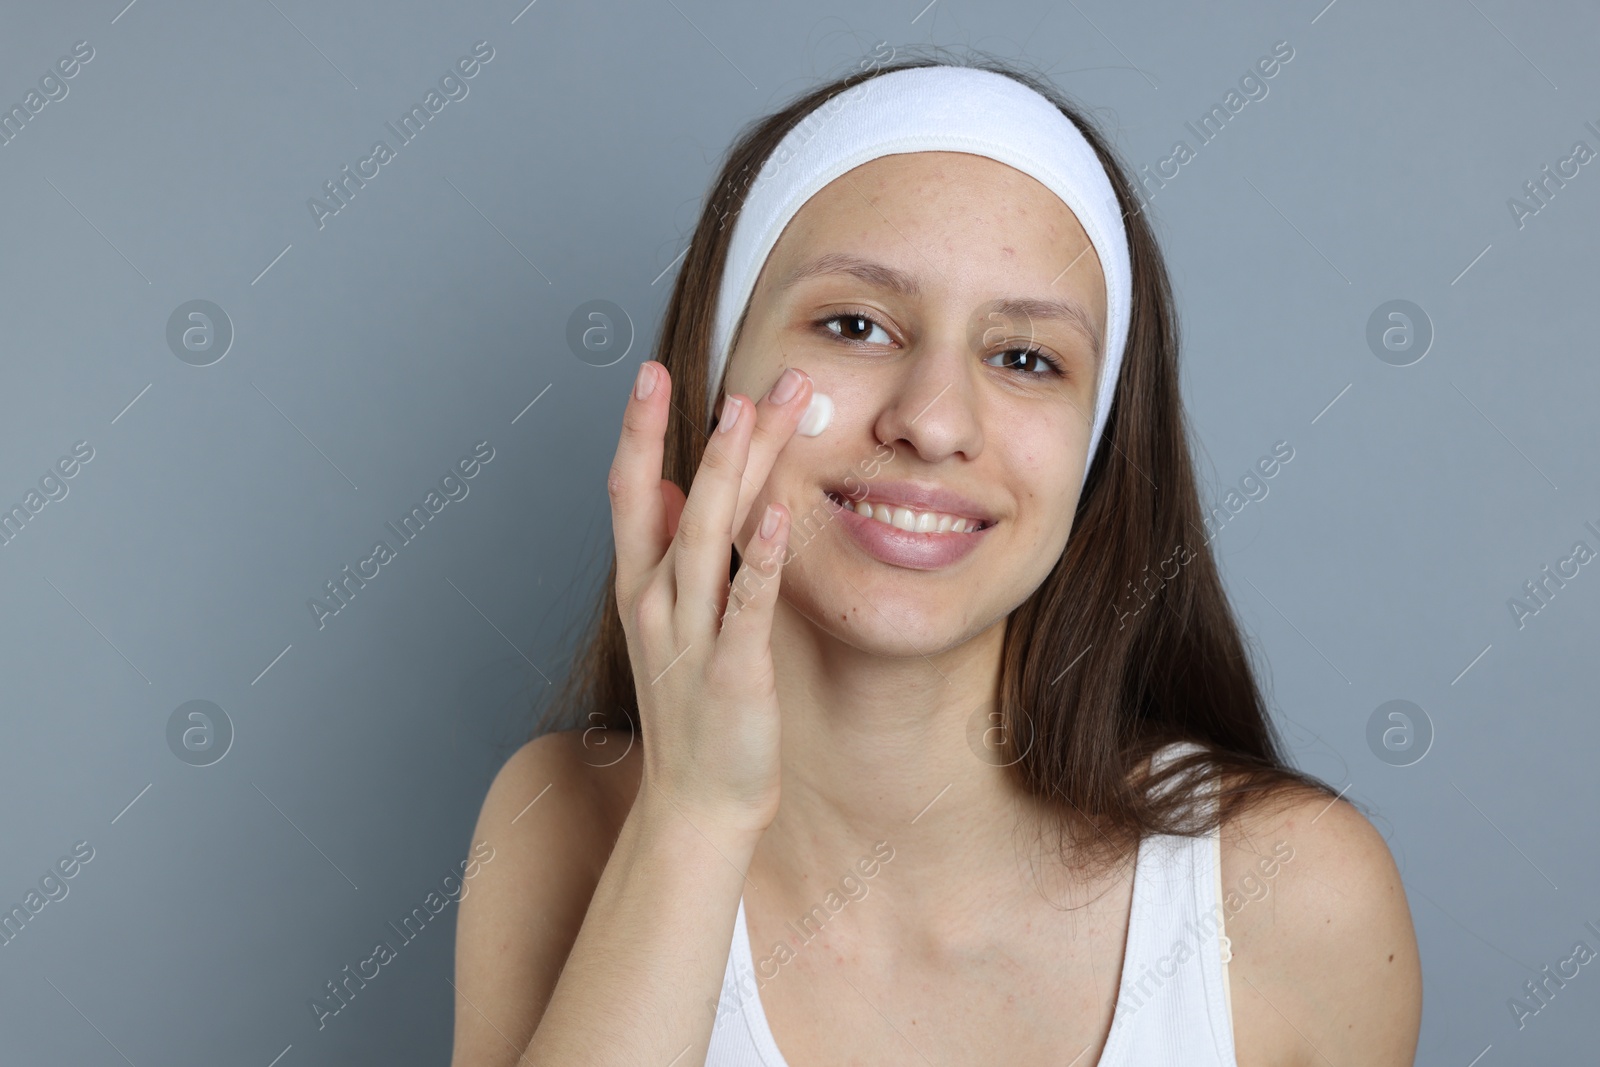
748, 599, 1080, 942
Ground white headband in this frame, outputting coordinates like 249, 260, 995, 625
706, 64, 1133, 482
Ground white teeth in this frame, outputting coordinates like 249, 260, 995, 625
833, 493, 984, 534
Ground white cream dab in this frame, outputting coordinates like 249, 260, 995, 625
797, 392, 832, 437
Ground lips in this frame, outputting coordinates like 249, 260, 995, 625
822, 479, 999, 527
823, 487, 996, 570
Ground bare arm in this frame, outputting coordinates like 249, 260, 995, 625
533, 786, 758, 1063
449, 732, 760, 1066
1225, 794, 1423, 1067
448, 733, 594, 1064
453, 358, 817, 1064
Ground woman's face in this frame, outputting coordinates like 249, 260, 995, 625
722, 150, 1110, 654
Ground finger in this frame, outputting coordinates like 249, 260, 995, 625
660, 478, 687, 543
672, 390, 756, 630
608, 361, 670, 602
729, 367, 814, 545
717, 502, 791, 665
666, 367, 812, 608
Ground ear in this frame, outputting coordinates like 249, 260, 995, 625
659, 478, 687, 542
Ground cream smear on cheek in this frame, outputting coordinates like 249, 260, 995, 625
797, 392, 833, 437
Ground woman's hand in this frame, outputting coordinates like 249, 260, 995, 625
608, 360, 816, 840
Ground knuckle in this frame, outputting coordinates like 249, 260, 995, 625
620, 395, 654, 436
752, 545, 784, 580
729, 568, 766, 610
699, 435, 733, 473
631, 578, 669, 631
673, 507, 709, 547
736, 552, 776, 594
607, 464, 628, 506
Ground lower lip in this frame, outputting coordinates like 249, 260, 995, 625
825, 491, 995, 571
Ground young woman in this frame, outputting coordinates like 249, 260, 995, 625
451, 53, 1422, 1067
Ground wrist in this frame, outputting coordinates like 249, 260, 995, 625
629, 782, 770, 859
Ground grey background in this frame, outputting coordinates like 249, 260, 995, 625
0, 0, 1594, 1063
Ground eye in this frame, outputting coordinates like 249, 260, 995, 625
820, 312, 893, 346
816, 308, 1069, 379
983, 344, 1067, 377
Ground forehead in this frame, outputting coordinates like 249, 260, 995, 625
761, 150, 1106, 313
794, 150, 1090, 241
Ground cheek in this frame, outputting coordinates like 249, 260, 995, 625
1002, 416, 1085, 543
1008, 413, 1080, 486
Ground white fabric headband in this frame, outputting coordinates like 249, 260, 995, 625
706, 64, 1133, 482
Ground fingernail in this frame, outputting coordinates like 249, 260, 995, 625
717, 394, 742, 433
768, 367, 802, 406
796, 392, 833, 437
760, 503, 779, 539
633, 362, 655, 400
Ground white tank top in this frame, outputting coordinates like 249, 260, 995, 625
703, 740, 1238, 1066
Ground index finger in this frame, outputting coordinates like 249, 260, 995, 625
607, 361, 670, 602
728, 366, 817, 546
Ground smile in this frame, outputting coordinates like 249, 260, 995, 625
822, 489, 997, 571
825, 490, 991, 534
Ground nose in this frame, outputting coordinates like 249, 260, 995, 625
870, 328, 984, 462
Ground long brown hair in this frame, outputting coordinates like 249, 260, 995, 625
533, 45, 1342, 878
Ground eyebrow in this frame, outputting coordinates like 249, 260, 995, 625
777, 251, 1105, 363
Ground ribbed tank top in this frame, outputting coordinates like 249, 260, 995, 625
703, 740, 1238, 1066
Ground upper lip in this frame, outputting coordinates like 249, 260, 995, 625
825, 479, 999, 525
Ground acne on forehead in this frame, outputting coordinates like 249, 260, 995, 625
755, 157, 1107, 337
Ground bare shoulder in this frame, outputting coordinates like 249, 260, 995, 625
477, 726, 643, 868
449, 728, 642, 1067
1217, 779, 1422, 1067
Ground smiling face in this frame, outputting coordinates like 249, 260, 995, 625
722, 150, 1109, 654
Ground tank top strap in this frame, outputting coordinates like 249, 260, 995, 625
705, 895, 789, 1065
1097, 739, 1239, 1066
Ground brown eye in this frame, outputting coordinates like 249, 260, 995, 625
822, 313, 891, 345
817, 309, 1067, 379
984, 345, 1067, 377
